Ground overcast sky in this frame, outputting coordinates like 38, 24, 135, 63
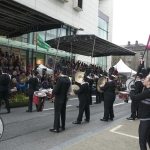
112, 0, 150, 46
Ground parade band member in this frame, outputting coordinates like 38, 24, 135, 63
94, 74, 101, 104
50, 67, 71, 133
26, 70, 39, 112
87, 74, 94, 105
72, 77, 90, 124
0, 67, 11, 113
127, 73, 143, 120
130, 74, 150, 150
100, 75, 116, 121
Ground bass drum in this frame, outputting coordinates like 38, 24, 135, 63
125, 77, 134, 91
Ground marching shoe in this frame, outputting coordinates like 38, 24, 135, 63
76, 106, 79, 108
50, 129, 59, 133
127, 117, 135, 120
109, 118, 113, 121
72, 121, 81, 124
60, 126, 65, 130
94, 102, 99, 104
26, 110, 32, 112
100, 119, 108, 122
84, 119, 90, 122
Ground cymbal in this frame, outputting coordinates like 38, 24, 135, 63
70, 84, 80, 96
75, 72, 85, 83
97, 77, 106, 93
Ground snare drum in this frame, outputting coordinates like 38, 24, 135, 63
119, 91, 129, 100
33, 91, 46, 111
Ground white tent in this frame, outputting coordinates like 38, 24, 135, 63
113, 59, 136, 76
37, 64, 53, 75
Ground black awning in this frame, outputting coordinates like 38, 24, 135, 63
0, 0, 62, 38
46, 35, 136, 57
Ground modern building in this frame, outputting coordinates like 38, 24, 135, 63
0, 0, 124, 71
112, 41, 149, 71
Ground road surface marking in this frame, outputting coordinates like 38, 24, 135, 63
109, 125, 139, 139
43, 105, 72, 111
69, 98, 78, 101
113, 100, 131, 106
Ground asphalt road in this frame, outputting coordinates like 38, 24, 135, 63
0, 95, 131, 150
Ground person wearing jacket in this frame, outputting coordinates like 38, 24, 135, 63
100, 75, 116, 121
26, 70, 39, 112
72, 77, 90, 124
130, 74, 150, 150
50, 67, 71, 133
0, 67, 11, 113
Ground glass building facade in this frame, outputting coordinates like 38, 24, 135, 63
97, 11, 109, 70
0, 24, 76, 68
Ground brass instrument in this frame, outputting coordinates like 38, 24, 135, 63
75, 72, 85, 83
70, 84, 80, 95
97, 77, 107, 93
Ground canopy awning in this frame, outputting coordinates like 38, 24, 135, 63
46, 35, 136, 57
0, 0, 62, 38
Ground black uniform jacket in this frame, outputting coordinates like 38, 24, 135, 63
52, 76, 70, 104
74, 82, 89, 102
134, 80, 143, 94
100, 81, 116, 104
0, 74, 10, 92
87, 78, 94, 89
26, 77, 38, 94
130, 88, 150, 119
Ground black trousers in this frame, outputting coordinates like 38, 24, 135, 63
0, 90, 10, 112
131, 101, 139, 118
104, 101, 114, 120
28, 92, 34, 110
77, 99, 90, 121
139, 120, 150, 150
54, 100, 67, 130
88, 88, 92, 104
95, 90, 101, 103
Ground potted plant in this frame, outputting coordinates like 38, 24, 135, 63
9, 93, 29, 108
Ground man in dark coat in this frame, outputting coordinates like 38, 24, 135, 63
72, 77, 90, 124
26, 70, 39, 112
87, 74, 94, 105
0, 67, 11, 113
50, 67, 71, 133
100, 75, 116, 121
127, 73, 144, 120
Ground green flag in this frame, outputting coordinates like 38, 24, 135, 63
37, 34, 50, 50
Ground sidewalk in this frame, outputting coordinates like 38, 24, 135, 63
63, 119, 140, 150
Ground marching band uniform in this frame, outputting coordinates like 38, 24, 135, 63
73, 78, 90, 124
50, 67, 71, 133
100, 75, 116, 121
127, 74, 143, 120
26, 71, 39, 112
87, 74, 94, 105
130, 85, 150, 150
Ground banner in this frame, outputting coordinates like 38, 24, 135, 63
37, 34, 51, 50
146, 35, 150, 50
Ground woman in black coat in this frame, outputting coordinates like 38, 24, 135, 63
130, 74, 150, 150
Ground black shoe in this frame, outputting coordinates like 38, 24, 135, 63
76, 106, 79, 108
127, 117, 135, 120
7, 110, 10, 113
84, 119, 90, 122
100, 119, 108, 122
89, 103, 92, 105
109, 118, 113, 121
26, 110, 32, 112
72, 121, 81, 124
60, 126, 65, 130
94, 102, 99, 104
50, 129, 59, 133
124, 100, 128, 103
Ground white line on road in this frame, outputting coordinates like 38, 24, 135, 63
113, 100, 131, 106
43, 105, 72, 111
69, 98, 78, 101
109, 125, 139, 139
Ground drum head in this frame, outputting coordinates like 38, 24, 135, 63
119, 91, 129, 94
125, 78, 134, 90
